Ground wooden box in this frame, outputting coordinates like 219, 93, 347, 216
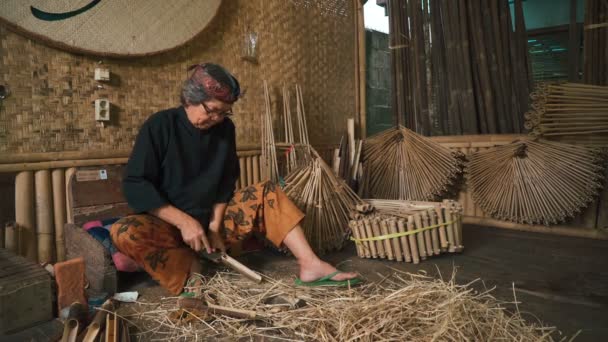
0, 248, 53, 334
65, 165, 132, 295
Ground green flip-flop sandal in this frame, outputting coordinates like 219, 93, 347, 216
295, 271, 362, 287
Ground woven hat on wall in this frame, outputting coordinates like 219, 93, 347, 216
0, 0, 222, 57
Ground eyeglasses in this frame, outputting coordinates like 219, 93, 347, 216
201, 102, 233, 119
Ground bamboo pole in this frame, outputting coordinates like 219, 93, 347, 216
15, 171, 36, 261
52, 169, 67, 262
35, 170, 54, 263
406, 216, 420, 264
4, 221, 16, 252
65, 167, 76, 224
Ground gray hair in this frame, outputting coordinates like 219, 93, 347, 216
180, 79, 210, 106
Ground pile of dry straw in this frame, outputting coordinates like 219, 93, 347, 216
120, 270, 568, 341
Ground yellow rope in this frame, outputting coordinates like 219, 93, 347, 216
350, 220, 457, 244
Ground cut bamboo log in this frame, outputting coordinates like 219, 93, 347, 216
34, 170, 55, 263
52, 169, 66, 262
15, 171, 36, 261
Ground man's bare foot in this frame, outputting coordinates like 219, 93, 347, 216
298, 258, 358, 282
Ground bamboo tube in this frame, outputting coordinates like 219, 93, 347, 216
239, 157, 247, 188
64, 167, 76, 224
379, 219, 394, 260
15, 171, 36, 261
82, 300, 115, 342
370, 219, 385, 258
105, 312, 116, 342
0, 158, 128, 173
361, 220, 375, 258
347, 118, 356, 167
413, 213, 427, 260
396, 219, 412, 262
252, 155, 260, 184
52, 169, 66, 262
406, 216, 420, 264
421, 211, 433, 256
357, 220, 371, 258
4, 221, 16, 252
220, 254, 263, 283
435, 207, 448, 250
60, 319, 79, 342
443, 200, 456, 252
246, 156, 253, 186
350, 221, 364, 258
35, 170, 55, 263
428, 209, 440, 255
388, 219, 403, 262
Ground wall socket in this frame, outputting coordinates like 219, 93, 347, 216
95, 99, 110, 121
94, 68, 110, 81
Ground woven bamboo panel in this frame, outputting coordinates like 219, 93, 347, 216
0, 0, 355, 154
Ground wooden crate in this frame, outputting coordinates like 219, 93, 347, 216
65, 165, 131, 295
0, 248, 53, 334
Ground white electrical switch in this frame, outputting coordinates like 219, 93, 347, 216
95, 99, 110, 121
94, 68, 110, 81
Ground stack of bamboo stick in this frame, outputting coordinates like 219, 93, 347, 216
350, 199, 463, 264
583, 0, 608, 86
468, 139, 606, 225
358, 126, 465, 201
283, 148, 368, 254
525, 82, 608, 146
388, 0, 530, 135
261, 81, 279, 183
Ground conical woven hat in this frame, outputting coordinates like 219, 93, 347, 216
0, 0, 222, 57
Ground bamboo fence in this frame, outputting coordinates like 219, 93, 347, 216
526, 82, 608, 146
359, 126, 465, 201
468, 139, 606, 225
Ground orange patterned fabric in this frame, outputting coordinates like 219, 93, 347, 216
110, 181, 304, 295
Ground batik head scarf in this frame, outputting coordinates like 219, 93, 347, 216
187, 63, 241, 104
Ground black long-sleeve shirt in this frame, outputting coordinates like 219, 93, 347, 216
123, 106, 240, 224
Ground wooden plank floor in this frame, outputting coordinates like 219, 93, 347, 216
107, 224, 608, 341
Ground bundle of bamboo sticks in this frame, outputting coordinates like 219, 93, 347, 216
261, 81, 279, 183
350, 199, 463, 264
583, 0, 608, 86
468, 139, 606, 225
358, 126, 465, 200
283, 148, 368, 254
525, 82, 608, 146
388, 0, 530, 135
279, 84, 312, 176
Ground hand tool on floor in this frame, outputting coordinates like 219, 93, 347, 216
200, 251, 263, 283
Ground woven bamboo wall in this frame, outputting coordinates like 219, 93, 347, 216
0, 0, 356, 154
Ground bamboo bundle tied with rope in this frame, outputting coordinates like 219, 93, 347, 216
525, 82, 608, 146
350, 199, 463, 264
358, 126, 465, 201
468, 139, 606, 225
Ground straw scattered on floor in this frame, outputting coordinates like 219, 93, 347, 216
121, 271, 566, 342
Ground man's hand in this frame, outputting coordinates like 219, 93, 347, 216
208, 220, 226, 254
177, 217, 212, 253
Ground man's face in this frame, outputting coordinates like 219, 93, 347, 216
186, 98, 233, 130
